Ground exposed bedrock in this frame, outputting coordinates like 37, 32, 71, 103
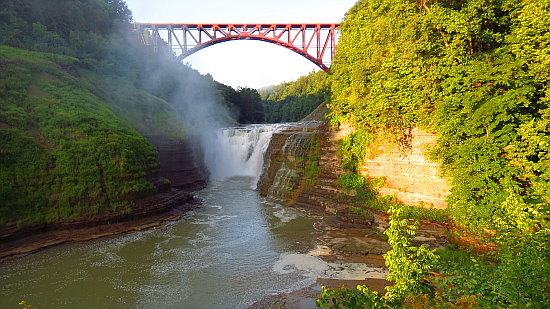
258, 122, 371, 226
359, 127, 450, 209
146, 136, 208, 191
258, 122, 450, 225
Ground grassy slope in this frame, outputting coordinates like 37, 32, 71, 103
0, 45, 182, 227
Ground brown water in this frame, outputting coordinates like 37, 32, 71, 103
0, 177, 321, 309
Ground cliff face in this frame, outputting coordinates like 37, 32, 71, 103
359, 128, 450, 209
259, 122, 449, 217
146, 136, 208, 191
258, 122, 372, 225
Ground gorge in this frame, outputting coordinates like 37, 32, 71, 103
2, 0, 549, 307
0, 122, 372, 308
0, 120, 451, 308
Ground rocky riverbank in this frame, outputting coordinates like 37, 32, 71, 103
248, 209, 450, 309
0, 189, 199, 263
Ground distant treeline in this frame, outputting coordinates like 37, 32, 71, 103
261, 71, 330, 123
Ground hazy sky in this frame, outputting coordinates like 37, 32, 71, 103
124, 0, 358, 89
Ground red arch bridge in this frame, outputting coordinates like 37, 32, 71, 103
134, 23, 340, 72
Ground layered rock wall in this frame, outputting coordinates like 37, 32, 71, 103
259, 123, 369, 224
358, 128, 450, 209
259, 122, 450, 215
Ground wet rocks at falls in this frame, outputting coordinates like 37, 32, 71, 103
257, 121, 451, 242
257, 122, 322, 201
250, 121, 450, 308
258, 122, 374, 227
255, 120, 449, 263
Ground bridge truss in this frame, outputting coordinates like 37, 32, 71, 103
135, 23, 340, 72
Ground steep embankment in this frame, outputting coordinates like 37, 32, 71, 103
305, 0, 550, 306
258, 123, 357, 217
1, 46, 151, 226
0, 46, 204, 239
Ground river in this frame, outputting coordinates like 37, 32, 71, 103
3, 175, 329, 308
0, 124, 333, 308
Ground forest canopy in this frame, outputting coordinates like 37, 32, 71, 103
262, 71, 330, 123
323, 0, 550, 307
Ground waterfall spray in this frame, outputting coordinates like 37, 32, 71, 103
203, 124, 282, 187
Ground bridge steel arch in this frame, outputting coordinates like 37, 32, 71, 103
135, 23, 340, 72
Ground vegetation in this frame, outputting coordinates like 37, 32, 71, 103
317, 205, 439, 308
321, 0, 550, 307
262, 71, 330, 123
217, 84, 265, 124
384, 205, 438, 301
0, 44, 160, 226
330, 0, 550, 232
0, 0, 259, 227
18, 301, 37, 309
1, 0, 548, 306
338, 172, 449, 222
302, 136, 321, 187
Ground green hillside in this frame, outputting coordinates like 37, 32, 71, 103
320, 0, 550, 307
0, 45, 160, 226
0, 0, 239, 227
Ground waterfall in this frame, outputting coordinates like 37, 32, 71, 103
203, 124, 282, 186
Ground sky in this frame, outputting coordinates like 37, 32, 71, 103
124, 0, 358, 89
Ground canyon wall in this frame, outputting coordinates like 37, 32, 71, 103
359, 128, 450, 209
146, 136, 208, 191
259, 122, 449, 217
258, 122, 371, 225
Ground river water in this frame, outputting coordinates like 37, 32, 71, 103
0, 124, 327, 308
1, 175, 327, 308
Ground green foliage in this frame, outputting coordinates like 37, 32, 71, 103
213, 83, 265, 124
262, 71, 330, 123
323, 0, 550, 306
348, 206, 373, 219
338, 130, 372, 173
339, 173, 366, 190
316, 205, 441, 308
435, 229, 550, 307
304, 161, 319, 186
317, 285, 391, 309
338, 173, 449, 222
0, 0, 252, 227
384, 205, 439, 301
330, 0, 550, 231
302, 135, 321, 187
18, 301, 37, 309
264, 71, 330, 102
235, 87, 265, 124
0, 0, 133, 72
0, 45, 158, 226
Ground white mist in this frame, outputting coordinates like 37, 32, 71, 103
203, 124, 282, 186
